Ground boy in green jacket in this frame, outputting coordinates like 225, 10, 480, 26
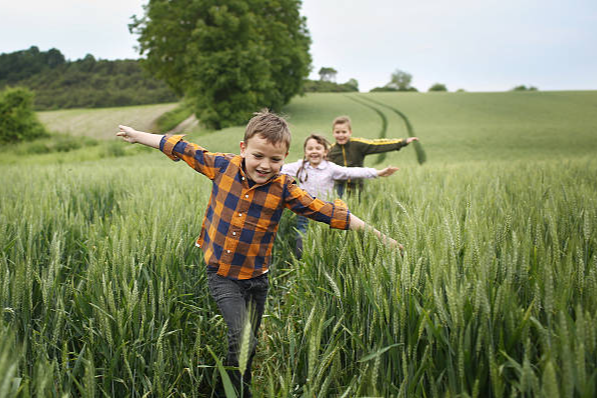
327, 115, 419, 197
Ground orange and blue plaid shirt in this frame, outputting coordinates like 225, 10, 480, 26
160, 134, 351, 280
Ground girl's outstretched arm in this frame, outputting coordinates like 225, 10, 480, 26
376, 166, 399, 177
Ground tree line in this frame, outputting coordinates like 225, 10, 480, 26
0, 46, 179, 110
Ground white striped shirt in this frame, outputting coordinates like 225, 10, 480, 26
281, 159, 377, 199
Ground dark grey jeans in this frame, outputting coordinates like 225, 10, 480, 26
207, 269, 269, 396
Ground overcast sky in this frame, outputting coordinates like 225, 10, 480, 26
1, 0, 596, 92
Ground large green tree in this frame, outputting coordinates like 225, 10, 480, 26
131, 0, 311, 129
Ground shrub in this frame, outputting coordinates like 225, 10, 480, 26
155, 101, 194, 132
53, 136, 82, 152
0, 86, 48, 142
6, 134, 99, 156
369, 86, 418, 93
428, 83, 448, 92
302, 80, 359, 93
21, 141, 51, 155
512, 85, 538, 91
101, 141, 126, 158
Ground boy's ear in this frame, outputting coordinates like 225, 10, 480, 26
239, 141, 246, 157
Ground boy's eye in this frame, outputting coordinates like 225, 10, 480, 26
254, 154, 263, 159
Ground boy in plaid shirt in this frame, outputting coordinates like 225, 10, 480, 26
117, 110, 400, 397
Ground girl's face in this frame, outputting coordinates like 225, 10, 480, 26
304, 138, 328, 167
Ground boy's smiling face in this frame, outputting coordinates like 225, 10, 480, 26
240, 134, 288, 184
332, 122, 352, 145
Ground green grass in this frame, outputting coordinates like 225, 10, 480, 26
281, 91, 597, 164
25, 91, 597, 167
1, 91, 596, 397
153, 102, 195, 133
37, 102, 178, 139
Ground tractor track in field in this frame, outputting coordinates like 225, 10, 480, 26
353, 95, 427, 164
344, 94, 389, 165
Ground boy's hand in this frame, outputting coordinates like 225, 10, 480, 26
377, 166, 399, 177
384, 237, 405, 257
406, 137, 419, 144
116, 125, 139, 143
398, 243, 405, 257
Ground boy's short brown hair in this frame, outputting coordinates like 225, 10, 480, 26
332, 115, 352, 131
244, 109, 291, 150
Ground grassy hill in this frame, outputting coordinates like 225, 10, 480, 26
25, 90, 597, 166
37, 102, 179, 139
175, 90, 597, 166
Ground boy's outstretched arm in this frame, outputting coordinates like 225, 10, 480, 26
116, 125, 164, 148
349, 213, 404, 253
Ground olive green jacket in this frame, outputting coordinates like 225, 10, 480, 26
327, 137, 409, 192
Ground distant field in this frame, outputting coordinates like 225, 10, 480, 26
37, 102, 178, 139
34, 91, 597, 165
281, 90, 597, 164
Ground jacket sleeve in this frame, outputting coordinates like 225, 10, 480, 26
353, 137, 408, 155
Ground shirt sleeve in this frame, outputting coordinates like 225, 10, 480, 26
283, 176, 350, 230
280, 160, 302, 178
328, 162, 378, 180
355, 137, 408, 155
160, 134, 223, 180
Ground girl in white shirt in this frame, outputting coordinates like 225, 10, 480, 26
281, 133, 399, 258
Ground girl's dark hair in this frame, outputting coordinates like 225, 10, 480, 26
296, 133, 330, 183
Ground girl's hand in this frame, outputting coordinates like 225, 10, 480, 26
377, 166, 399, 177
116, 125, 139, 143
406, 137, 419, 144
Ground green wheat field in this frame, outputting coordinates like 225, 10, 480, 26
1, 91, 596, 397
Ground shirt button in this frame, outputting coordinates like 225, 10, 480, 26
238, 213, 242, 217
232, 231, 237, 236
226, 250, 231, 254
245, 194, 249, 198
241, 177, 245, 181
